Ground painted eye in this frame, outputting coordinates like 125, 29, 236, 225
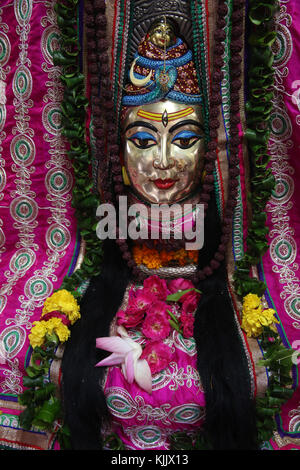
172, 130, 202, 149
129, 132, 157, 149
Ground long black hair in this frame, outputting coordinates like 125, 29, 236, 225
61, 239, 130, 449
61, 194, 258, 450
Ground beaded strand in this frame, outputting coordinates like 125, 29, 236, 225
85, 0, 126, 205
189, 0, 246, 282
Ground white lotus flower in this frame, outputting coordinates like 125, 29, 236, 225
95, 326, 152, 394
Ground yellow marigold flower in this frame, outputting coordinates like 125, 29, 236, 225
29, 321, 48, 349
243, 293, 261, 312
241, 294, 279, 337
42, 289, 80, 324
45, 318, 70, 343
29, 317, 71, 349
132, 246, 143, 264
143, 253, 162, 269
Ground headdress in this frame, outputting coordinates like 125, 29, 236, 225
122, 18, 202, 106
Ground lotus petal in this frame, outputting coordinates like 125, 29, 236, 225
134, 359, 152, 394
96, 336, 132, 354
95, 352, 124, 367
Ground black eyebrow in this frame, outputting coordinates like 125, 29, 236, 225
169, 120, 204, 133
124, 121, 158, 133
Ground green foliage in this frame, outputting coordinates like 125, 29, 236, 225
103, 433, 126, 450
255, 327, 295, 443
233, 0, 279, 298
18, 336, 63, 431
52, 0, 103, 294
166, 288, 202, 303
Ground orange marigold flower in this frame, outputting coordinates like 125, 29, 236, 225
132, 244, 199, 269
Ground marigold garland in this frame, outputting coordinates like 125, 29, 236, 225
18, 289, 81, 445
42, 289, 80, 324
132, 245, 199, 269
241, 293, 279, 338
28, 290, 81, 349
29, 319, 70, 350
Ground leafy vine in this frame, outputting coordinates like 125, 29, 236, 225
53, 0, 102, 296
233, 0, 279, 298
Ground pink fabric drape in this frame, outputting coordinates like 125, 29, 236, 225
0, 0, 78, 448
260, 1, 300, 449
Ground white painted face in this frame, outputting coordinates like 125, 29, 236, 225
122, 100, 205, 204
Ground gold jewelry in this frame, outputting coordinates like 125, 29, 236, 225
122, 166, 131, 186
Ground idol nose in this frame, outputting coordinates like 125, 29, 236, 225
153, 136, 175, 170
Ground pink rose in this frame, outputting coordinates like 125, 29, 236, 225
142, 302, 170, 340
129, 289, 155, 313
141, 342, 173, 374
147, 300, 169, 318
181, 291, 200, 311
183, 321, 194, 339
168, 278, 195, 295
116, 308, 144, 328
143, 275, 169, 300
180, 311, 195, 338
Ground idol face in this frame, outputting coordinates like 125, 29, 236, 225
148, 22, 176, 49
122, 100, 205, 204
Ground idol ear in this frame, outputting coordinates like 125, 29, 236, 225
122, 166, 131, 186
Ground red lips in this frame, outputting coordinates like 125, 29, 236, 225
152, 178, 177, 190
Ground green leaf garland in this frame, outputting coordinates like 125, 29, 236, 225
52, 0, 102, 296
255, 327, 295, 444
233, 0, 279, 298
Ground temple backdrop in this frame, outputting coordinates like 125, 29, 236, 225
0, 0, 298, 450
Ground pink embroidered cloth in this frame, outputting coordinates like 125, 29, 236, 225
0, 0, 78, 449
258, 2, 300, 449
103, 329, 205, 450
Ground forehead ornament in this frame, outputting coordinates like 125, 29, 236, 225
136, 107, 194, 127
162, 110, 168, 127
